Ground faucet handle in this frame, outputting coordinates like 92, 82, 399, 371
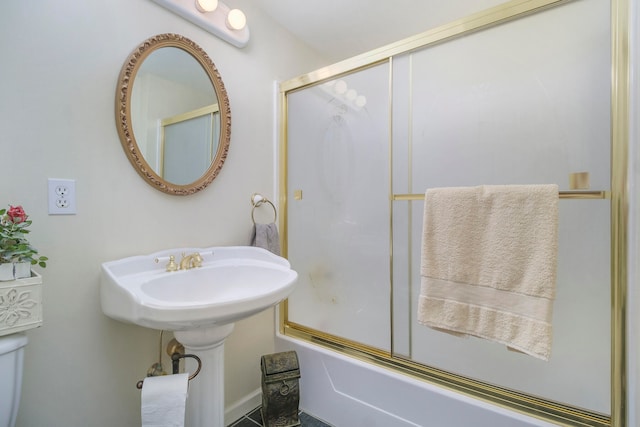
154, 255, 180, 272
166, 255, 179, 272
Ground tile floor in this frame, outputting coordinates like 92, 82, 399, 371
228, 406, 333, 427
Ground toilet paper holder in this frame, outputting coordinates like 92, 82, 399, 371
136, 352, 202, 389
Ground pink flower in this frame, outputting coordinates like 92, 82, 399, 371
6, 205, 28, 224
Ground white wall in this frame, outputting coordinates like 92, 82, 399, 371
0, 2, 324, 426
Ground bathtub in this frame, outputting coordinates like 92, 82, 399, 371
275, 333, 558, 427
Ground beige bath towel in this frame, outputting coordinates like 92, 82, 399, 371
417, 185, 559, 361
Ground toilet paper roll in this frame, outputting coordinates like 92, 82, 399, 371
141, 373, 189, 427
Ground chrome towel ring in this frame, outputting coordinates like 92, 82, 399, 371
251, 193, 277, 224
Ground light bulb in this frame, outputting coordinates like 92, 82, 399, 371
346, 89, 357, 101
226, 9, 247, 30
355, 95, 367, 108
195, 0, 218, 12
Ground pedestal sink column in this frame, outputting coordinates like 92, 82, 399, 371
174, 323, 235, 427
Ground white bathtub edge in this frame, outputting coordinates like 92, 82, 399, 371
275, 333, 558, 427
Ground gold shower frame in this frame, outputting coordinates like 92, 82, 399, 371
278, 0, 630, 425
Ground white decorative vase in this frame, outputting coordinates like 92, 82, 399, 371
0, 272, 43, 336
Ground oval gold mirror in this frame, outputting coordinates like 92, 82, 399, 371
115, 33, 231, 195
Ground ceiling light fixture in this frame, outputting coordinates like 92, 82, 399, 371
195, 0, 218, 12
151, 0, 250, 48
226, 9, 247, 31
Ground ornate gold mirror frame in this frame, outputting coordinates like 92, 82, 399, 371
115, 33, 231, 195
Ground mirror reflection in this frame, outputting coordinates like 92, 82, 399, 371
132, 47, 219, 185
159, 103, 220, 184
116, 34, 231, 195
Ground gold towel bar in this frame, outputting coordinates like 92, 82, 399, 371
392, 190, 610, 201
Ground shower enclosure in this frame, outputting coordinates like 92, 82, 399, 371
279, 0, 629, 425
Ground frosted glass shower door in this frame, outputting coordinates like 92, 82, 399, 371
282, 0, 620, 422
391, 0, 611, 414
162, 114, 216, 185
286, 63, 391, 351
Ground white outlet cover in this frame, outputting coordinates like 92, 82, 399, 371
48, 178, 76, 215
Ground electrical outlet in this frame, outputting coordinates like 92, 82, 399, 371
48, 178, 76, 215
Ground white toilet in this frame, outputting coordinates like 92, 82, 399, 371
0, 333, 28, 427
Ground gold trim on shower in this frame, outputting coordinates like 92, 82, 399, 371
280, 0, 573, 92
278, 86, 290, 332
388, 57, 397, 357
610, 0, 630, 425
283, 322, 610, 427
393, 190, 611, 201
278, 0, 630, 425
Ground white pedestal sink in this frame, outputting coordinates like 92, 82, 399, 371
99, 246, 298, 427
174, 325, 234, 427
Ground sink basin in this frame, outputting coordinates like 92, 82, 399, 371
101, 246, 298, 427
100, 246, 298, 331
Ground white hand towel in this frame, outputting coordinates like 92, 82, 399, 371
141, 373, 189, 427
251, 222, 281, 255
417, 184, 559, 361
